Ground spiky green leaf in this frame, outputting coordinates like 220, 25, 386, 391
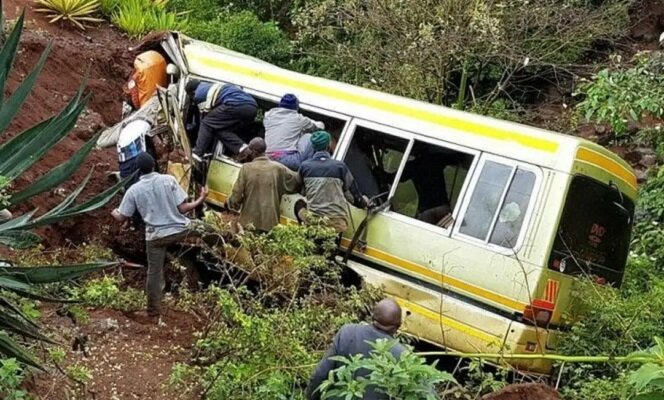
9, 131, 100, 205
0, 43, 52, 135
0, 261, 118, 284
0, 11, 24, 99
0, 230, 41, 249
0, 331, 42, 370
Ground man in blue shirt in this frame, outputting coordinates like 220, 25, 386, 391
186, 80, 258, 161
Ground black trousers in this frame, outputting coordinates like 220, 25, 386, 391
193, 103, 258, 156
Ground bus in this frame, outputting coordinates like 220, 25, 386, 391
155, 33, 637, 374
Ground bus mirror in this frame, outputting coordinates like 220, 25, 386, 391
499, 202, 521, 224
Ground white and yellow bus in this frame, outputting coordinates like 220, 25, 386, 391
156, 33, 637, 374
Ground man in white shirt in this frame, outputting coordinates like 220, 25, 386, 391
111, 153, 208, 318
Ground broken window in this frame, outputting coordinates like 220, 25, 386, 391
342, 125, 409, 200
391, 140, 474, 229
459, 160, 537, 248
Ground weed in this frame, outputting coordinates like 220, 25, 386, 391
66, 364, 93, 385
48, 347, 67, 364
72, 275, 145, 312
0, 358, 31, 400
35, 0, 103, 30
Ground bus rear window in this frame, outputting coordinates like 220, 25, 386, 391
548, 176, 634, 286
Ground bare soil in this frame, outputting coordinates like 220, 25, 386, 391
28, 306, 201, 400
3, 0, 140, 253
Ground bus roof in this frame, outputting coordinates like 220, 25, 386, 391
173, 34, 637, 196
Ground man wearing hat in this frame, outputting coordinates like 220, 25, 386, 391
264, 93, 325, 171
298, 131, 367, 233
111, 153, 208, 320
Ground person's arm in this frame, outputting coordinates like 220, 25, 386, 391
178, 186, 208, 214
112, 191, 136, 223
305, 330, 342, 400
341, 164, 368, 208
299, 114, 325, 133
227, 168, 246, 211
280, 167, 301, 195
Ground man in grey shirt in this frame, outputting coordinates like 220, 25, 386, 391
306, 299, 406, 400
112, 153, 208, 318
264, 93, 325, 171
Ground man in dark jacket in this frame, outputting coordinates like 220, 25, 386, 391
298, 131, 367, 233
306, 299, 406, 400
186, 80, 258, 160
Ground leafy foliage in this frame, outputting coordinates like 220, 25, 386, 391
111, 0, 186, 38
576, 53, 664, 138
185, 10, 291, 66
319, 339, 456, 400
35, 0, 103, 30
70, 275, 145, 312
627, 337, 664, 399
0, 358, 30, 400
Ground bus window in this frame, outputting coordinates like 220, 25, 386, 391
459, 160, 537, 248
548, 176, 634, 285
342, 126, 409, 200
391, 140, 474, 228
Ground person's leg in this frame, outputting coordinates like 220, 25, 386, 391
296, 133, 314, 163
145, 240, 167, 316
193, 105, 243, 157
218, 130, 249, 155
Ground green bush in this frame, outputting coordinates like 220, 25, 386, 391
111, 0, 185, 38
185, 11, 292, 65
576, 52, 664, 139
71, 276, 146, 312
0, 358, 30, 400
318, 339, 455, 400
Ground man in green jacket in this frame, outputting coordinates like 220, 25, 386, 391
228, 138, 300, 232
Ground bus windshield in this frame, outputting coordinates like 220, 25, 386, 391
548, 175, 635, 286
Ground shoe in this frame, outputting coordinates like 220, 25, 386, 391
294, 199, 308, 225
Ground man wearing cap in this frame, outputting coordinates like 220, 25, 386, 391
264, 93, 325, 171
305, 299, 406, 400
227, 137, 300, 232
186, 80, 258, 161
298, 131, 367, 233
111, 153, 208, 319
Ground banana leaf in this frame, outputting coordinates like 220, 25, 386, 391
0, 43, 51, 135
0, 332, 42, 370
8, 131, 101, 205
0, 10, 24, 104
0, 261, 118, 284
0, 230, 41, 249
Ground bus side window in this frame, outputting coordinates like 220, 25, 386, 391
459, 160, 536, 248
342, 126, 409, 200
391, 140, 474, 228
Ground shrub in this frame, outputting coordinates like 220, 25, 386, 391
318, 339, 456, 400
98, 0, 119, 17
576, 52, 664, 139
35, 0, 103, 30
71, 276, 146, 312
185, 11, 292, 65
111, 0, 185, 38
0, 358, 30, 400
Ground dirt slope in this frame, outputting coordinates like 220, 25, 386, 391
3, 0, 134, 248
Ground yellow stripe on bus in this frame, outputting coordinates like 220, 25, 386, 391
207, 189, 227, 204
340, 238, 526, 312
576, 147, 637, 192
395, 297, 499, 343
186, 50, 560, 153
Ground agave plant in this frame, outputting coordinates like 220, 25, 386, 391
35, 0, 103, 30
0, 9, 127, 367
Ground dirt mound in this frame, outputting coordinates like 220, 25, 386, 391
2, 2, 137, 249
482, 383, 560, 400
